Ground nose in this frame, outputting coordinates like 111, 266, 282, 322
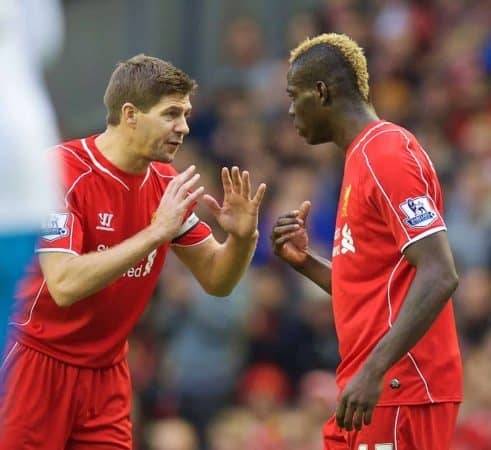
175, 116, 190, 136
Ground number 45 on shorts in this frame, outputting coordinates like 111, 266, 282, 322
358, 445, 393, 450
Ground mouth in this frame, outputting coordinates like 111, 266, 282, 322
166, 141, 182, 148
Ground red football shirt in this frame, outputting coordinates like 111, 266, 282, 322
10, 135, 212, 367
331, 120, 462, 405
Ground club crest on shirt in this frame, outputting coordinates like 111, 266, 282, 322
40, 213, 70, 241
399, 196, 437, 228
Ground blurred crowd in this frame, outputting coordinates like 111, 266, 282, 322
122, 1, 491, 449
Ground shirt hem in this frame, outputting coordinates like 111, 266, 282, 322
11, 333, 126, 369
376, 397, 462, 406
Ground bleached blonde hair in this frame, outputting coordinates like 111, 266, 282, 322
289, 33, 369, 102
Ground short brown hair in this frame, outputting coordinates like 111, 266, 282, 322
104, 54, 198, 126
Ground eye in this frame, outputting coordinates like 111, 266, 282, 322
162, 109, 179, 119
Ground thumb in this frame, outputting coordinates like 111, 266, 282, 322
298, 200, 311, 223
202, 194, 221, 217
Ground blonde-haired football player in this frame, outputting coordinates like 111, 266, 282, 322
271, 33, 461, 450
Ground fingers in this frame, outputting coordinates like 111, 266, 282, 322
221, 167, 233, 196
182, 186, 204, 208
298, 201, 311, 223
275, 217, 304, 227
272, 224, 301, 235
176, 173, 201, 199
273, 231, 299, 247
336, 397, 347, 429
167, 165, 196, 196
363, 405, 374, 426
274, 200, 311, 223
242, 171, 251, 198
342, 401, 356, 431
201, 194, 221, 216
252, 183, 267, 207
336, 396, 372, 431
221, 166, 265, 205
230, 166, 242, 193
352, 405, 366, 431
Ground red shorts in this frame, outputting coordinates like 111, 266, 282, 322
0, 341, 132, 450
323, 403, 459, 450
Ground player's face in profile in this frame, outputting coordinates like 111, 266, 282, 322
136, 93, 192, 163
286, 69, 327, 145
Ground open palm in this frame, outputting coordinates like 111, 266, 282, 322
203, 167, 266, 239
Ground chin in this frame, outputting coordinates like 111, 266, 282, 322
152, 153, 174, 164
308, 133, 331, 146
305, 134, 322, 145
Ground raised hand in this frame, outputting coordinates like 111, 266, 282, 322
151, 165, 204, 243
271, 201, 311, 268
202, 166, 266, 239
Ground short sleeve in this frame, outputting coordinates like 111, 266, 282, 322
36, 210, 84, 255
363, 131, 447, 253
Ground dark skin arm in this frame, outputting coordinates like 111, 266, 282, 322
336, 231, 459, 431
270, 201, 332, 295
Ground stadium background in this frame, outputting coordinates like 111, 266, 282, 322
45, 1, 491, 449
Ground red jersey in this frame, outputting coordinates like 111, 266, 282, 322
9, 135, 212, 367
331, 120, 462, 405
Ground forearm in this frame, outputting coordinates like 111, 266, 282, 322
295, 249, 332, 294
44, 226, 162, 306
364, 265, 458, 376
205, 231, 259, 296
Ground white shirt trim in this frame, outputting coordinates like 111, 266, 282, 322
81, 138, 130, 190
400, 226, 447, 253
150, 163, 176, 179
9, 280, 46, 327
1, 342, 19, 370
171, 233, 213, 247
58, 145, 93, 208
406, 352, 435, 402
35, 248, 79, 256
394, 406, 400, 450
361, 130, 411, 241
346, 121, 388, 165
139, 166, 151, 190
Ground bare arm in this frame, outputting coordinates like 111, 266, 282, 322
172, 231, 259, 297
173, 167, 266, 297
295, 250, 332, 295
336, 231, 458, 431
40, 166, 204, 307
271, 201, 332, 295
40, 227, 163, 306
363, 231, 458, 375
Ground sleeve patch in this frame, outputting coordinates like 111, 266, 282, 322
40, 213, 70, 242
399, 196, 437, 228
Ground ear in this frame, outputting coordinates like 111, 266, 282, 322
121, 102, 138, 128
316, 81, 330, 106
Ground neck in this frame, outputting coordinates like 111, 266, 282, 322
94, 127, 149, 175
331, 103, 379, 153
